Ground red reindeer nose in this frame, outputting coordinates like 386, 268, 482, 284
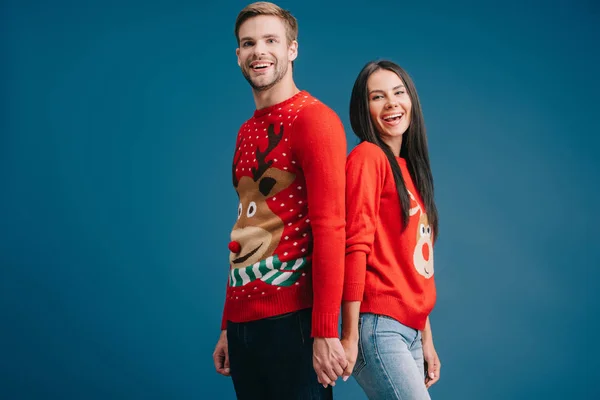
228, 241, 241, 254
422, 243, 430, 261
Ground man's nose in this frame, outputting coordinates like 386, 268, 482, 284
253, 40, 268, 56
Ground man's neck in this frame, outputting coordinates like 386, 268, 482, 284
252, 75, 300, 110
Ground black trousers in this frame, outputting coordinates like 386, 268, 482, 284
227, 308, 333, 400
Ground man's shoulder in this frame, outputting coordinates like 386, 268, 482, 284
295, 93, 342, 124
237, 116, 254, 131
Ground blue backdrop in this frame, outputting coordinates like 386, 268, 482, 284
2, 0, 599, 398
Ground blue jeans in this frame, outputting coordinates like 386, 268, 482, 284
353, 313, 431, 400
227, 308, 332, 400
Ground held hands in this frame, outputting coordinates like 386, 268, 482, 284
341, 336, 358, 382
213, 330, 230, 376
313, 337, 348, 387
422, 338, 441, 388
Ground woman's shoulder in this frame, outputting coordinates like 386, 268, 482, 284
347, 141, 387, 165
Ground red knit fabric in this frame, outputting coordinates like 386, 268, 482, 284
221, 91, 347, 337
343, 142, 436, 331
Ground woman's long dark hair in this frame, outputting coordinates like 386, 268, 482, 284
349, 60, 438, 240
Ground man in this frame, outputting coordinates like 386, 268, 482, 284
212, 2, 348, 399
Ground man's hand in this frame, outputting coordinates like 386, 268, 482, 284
340, 337, 358, 382
213, 330, 230, 376
422, 338, 440, 388
313, 337, 348, 387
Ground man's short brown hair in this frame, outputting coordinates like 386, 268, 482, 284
234, 2, 298, 45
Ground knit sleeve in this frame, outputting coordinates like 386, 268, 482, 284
343, 143, 386, 301
220, 278, 229, 330
291, 103, 347, 338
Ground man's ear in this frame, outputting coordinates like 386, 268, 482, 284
236, 47, 241, 66
288, 40, 298, 62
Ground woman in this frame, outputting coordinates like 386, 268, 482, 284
340, 60, 441, 399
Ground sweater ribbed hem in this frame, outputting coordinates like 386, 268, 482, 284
225, 286, 341, 337
361, 293, 433, 331
225, 282, 313, 324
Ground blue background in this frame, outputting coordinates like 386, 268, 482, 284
2, 0, 599, 398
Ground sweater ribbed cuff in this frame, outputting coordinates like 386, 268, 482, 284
343, 251, 366, 301
342, 283, 364, 302
311, 311, 340, 338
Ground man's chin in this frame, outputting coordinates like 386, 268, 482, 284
243, 70, 282, 92
251, 79, 276, 92
252, 74, 273, 84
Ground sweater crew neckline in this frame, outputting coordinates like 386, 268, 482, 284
253, 90, 308, 118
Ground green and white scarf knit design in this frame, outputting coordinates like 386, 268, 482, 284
229, 254, 306, 287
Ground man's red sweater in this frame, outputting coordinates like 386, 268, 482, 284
221, 91, 347, 337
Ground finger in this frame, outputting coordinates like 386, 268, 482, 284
342, 362, 354, 381
213, 350, 223, 373
333, 361, 345, 378
425, 365, 440, 388
337, 352, 349, 370
213, 346, 231, 377
426, 374, 439, 388
430, 362, 441, 386
223, 349, 231, 376
314, 362, 329, 387
427, 365, 435, 380
318, 371, 332, 388
424, 358, 435, 380
216, 360, 229, 376
324, 367, 338, 386
427, 359, 439, 381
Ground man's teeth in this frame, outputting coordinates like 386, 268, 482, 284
383, 114, 403, 121
252, 63, 271, 69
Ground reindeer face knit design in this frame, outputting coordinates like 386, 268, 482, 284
229, 123, 308, 286
221, 91, 348, 337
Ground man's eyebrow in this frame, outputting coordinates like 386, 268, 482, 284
240, 34, 281, 42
